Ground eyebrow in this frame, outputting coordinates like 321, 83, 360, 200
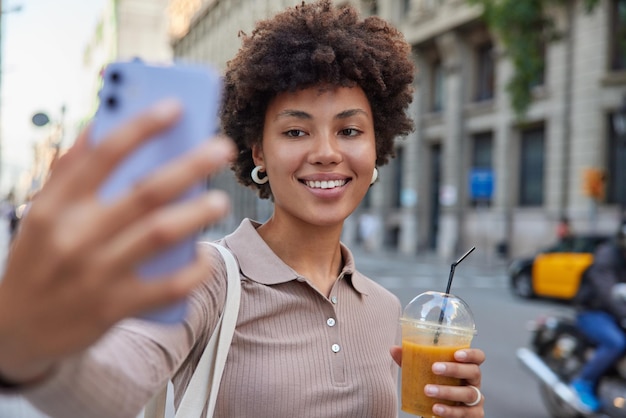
336, 109, 368, 119
274, 108, 369, 121
275, 110, 311, 121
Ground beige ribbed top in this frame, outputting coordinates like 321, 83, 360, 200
24, 219, 402, 418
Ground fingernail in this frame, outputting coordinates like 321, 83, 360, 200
425, 385, 438, 396
432, 363, 446, 374
204, 191, 230, 213
455, 350, 468, 360
433, 405, 445, 415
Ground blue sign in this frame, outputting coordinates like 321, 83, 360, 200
469, 168, 494, 200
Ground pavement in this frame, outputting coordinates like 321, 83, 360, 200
349, 244, 510, 293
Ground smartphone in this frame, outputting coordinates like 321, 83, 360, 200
90, 59, 222, 323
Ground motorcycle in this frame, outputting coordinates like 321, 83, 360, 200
517, 309, 626, 417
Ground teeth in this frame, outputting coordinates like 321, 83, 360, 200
305, 179, 347, 189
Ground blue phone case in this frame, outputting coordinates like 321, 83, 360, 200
90, 60, 222, 323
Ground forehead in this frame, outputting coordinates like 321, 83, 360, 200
266, 85, 372, 118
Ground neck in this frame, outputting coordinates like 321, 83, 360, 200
257, 218, 344, 297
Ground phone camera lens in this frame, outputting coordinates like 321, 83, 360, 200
109, 71, 122, 84
105, 95, 118, 110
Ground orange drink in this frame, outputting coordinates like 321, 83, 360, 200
400, 291, 476, 417
401, 337, 470, 417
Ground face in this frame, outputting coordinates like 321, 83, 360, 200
253, 85, 377, 228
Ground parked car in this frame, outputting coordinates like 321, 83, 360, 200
509, 234, 611, 301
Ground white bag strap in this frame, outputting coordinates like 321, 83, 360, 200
144, 242, 240, 418
144, 389, 167, 418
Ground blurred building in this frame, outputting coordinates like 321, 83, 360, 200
169, 0, 626, 258
396, 0, 626, 259
82, 0, 173, 117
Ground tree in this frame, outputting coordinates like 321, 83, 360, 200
468, 0, 600, 120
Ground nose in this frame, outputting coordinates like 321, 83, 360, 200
308, 132, 343, 165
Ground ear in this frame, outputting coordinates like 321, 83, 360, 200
252, 143, 264, 166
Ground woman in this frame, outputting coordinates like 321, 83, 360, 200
0, 1, 485, 417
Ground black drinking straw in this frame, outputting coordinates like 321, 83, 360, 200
434, 246, 476, 344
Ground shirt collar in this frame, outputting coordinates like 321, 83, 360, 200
222, 218, 369, 295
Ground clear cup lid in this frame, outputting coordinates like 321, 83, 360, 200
400, 291, 477, 336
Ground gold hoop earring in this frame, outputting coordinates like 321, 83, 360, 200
370, 168, 378, 185
251, 166, 269, 185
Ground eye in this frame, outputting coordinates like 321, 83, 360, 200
339, 128, 361, 137
284, 129, 306, 138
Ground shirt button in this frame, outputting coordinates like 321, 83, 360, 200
327, 318, 336, 327
331, 344, 341, 353
331, 296, 338, 304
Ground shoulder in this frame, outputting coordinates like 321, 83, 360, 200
340, 244, 401, 310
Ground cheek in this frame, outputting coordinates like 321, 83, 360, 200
347, 144, 377, 171
265, 148, 301, 177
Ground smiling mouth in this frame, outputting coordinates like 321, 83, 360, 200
303, 179, 348, 189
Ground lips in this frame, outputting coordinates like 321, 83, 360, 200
303, 179, 348, 189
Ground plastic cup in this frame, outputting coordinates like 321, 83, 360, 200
400, 291, 477, 417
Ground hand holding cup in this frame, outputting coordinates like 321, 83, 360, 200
400, 291, 477, 417
398, 247, 484, 418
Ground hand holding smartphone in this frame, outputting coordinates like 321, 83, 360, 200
90, 59, 222, 323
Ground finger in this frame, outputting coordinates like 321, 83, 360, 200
432, 361, 481, 383
36, 129, 91, 203
46, 129, 90, 181
389, 346, 402, 366
17, 138, 234, 286
34, 137, 235, 260
425, 384, 483, 405
431, 399, 485, 418
103, 137, 235, 236
111, 247, 214, 321
99, 190, 230, 273
425, 385, 484, 417
454, 348, 485, 365
50, 99, 183, 204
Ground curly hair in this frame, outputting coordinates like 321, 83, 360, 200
221, 0, 415, 199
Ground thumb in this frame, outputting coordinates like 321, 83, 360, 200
390, 345, 402, 366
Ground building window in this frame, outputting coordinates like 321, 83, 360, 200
431, 59, 444, 112
391, 147, 404, 208
470, 132, 494, 206
402, 0, 411, 15
474, 42, 495, 102
473, 132, 493, 169
519, 126, 545, 206
610, 0, 626, 71
607, 113, 626, 206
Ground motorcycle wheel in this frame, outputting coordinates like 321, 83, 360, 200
512, 270, 535, 299
538, 330, 587, 418
539, 383, 583, 418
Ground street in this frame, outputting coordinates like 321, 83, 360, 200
0, 224, 560, 418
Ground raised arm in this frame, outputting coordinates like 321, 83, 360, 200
0, 100, 234, 386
